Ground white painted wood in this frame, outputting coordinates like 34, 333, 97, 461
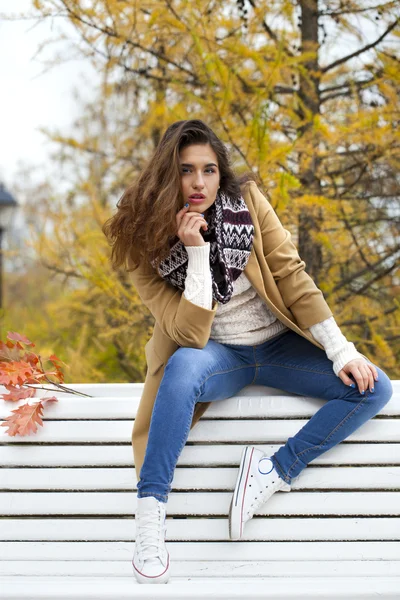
2, 379, 398, 398
1, 443, 400, 467
1, 559, 400, 577
0, 382, 146, 399
1, 517, 400, 541
2, 540, 399, 561
0, 386, 400, 421
1, 418, 399, 443
1, 393, 399, 419
2, 491, 400, 516
1, 465, 400, 491
1, 381, 399, 598
1, 576, 400, 599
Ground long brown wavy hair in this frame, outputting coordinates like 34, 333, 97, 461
102, 119, 258, 272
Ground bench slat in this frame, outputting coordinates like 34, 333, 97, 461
1, 575, 400, 599
2, 379, 398, 400
1, 392, 399, 419
1, 443, 400, 467
2, 491, 400, 516
13, 379, 400, 398
2, 541, 399, 561
1, 419, 399, 443
2, 466, 399, 491
1, 559, 400, 577
1, 518, 400, 541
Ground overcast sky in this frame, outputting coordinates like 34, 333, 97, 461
0, 1, 97, 188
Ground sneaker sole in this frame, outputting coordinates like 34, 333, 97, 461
132, 559, 170, 584
229, 445, 253, 541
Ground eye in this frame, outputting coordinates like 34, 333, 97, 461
181, 168, 216, 174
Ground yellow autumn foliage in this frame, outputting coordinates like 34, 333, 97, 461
7, 0, 399, 380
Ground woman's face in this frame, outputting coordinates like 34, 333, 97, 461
179, 143, 220, 215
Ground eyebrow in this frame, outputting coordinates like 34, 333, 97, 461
180, 162, 218, 168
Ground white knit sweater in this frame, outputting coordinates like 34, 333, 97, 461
183, 242, 365, 377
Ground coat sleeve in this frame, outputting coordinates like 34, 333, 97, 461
128, 252, 218, 348
251, 182, 333, 329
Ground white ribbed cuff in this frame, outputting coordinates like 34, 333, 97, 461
183, 243, 213, 310
309, 316, 366, 377
331, 342, 365, 377
185, 242, 210, 273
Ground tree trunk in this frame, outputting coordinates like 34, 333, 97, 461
297, 0, 324, 286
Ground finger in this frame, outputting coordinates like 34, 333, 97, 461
180, 210, 204, 223
369, 363, 379, 384
182, 214, 208, 232
356, 365, 367, 395
176, 204, 192, 226
176, 208, 201, 234
178, 217, 208, 242
371, 364, 379, 383
351, 366, 365, 394
339, 369, 354, 386
359, 363, 371, 392
360, 365, 370, 394
368, 365, 375, 393
363, 364, 374, 393
177, 203, 191, 216
187, 216, 208, 231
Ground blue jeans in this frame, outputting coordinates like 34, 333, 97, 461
137, 329, 393, 503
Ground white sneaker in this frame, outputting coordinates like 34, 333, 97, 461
132, 496, 170, 584
229, 446, 291, 540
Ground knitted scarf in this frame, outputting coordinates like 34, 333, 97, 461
151, 189, 255, 305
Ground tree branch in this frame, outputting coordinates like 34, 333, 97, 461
247, 0, 295, 58
321, 17, 400, 73
337, 259, 399, 303
341, 305, 398, 327
320, 2, 397, 18
332, 244, 400, 294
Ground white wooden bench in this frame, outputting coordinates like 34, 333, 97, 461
1, 381, 400, 599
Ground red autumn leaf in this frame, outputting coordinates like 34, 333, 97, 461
22, 351, 40, 367
49, 354, 63, 365
0, 340, 22, 362
0, 360, 34, 386
1, 385, 36, 402
24, 371, 49, 385
53, 367, 65, 383
7, 331, 35, 348
0, 331, 91, 436
46, 355, 67, 383
0, 396, 58, 437
24, 367, 64, 385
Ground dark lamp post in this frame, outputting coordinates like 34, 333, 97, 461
0, 183, 18, 311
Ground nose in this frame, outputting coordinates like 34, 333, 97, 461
193, 171, 205, 188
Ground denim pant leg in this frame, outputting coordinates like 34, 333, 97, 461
253, 330, 394, 485
136, 339, 256, 503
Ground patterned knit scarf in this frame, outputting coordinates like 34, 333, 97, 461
151, 189, 255, 305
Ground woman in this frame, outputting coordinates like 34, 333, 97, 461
102, 119, 393, 585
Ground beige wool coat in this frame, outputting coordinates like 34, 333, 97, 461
129, 180, 343, 480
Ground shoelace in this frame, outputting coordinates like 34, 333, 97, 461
246, 478, 283, 519
136, 507, 166, 561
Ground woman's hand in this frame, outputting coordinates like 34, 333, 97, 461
338, 358, 379, 394
176, 204, 208, 247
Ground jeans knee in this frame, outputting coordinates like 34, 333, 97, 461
165, 346, 208, 380
162, 347, 205, 398
373, 367, 393, 408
